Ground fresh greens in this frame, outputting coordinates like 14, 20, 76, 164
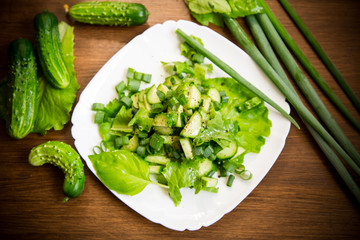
89, 35, 272, 206
163, 160, 201, 206
182, 0, 360, 202
89, 150, 152, 196
0, 21, 79, 135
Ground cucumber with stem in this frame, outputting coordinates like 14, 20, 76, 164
34, 11, 71, 89
68, 1, 149, 26
6, 38, 39, 139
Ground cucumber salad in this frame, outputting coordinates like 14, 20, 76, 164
89, 36, 272, 206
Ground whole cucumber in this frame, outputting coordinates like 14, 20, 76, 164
7, 38, 39, 139
34, 11, 71, 89
29, 141, 85, 199
68, 1, 149, 26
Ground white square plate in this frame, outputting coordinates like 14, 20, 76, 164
71, 20, 291, 231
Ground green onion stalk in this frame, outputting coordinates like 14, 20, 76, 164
221, 17, 360, 172
176, 27, 360, 178
254, 12, 360, 167
260, 0, 360, 127
245, 15, 360, 203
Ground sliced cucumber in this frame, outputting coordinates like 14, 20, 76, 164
157, 83, 169, 95
199, 109, 209, 128
153, 113, 168, 127
131, 92, 139, 109
175, 105, 184, 127
179, 137, 193, 159
153, 126, 173, 136
201, 176, 218, 188
180, 111, 202, 138
121, 135, 139, 152
200, 95, 212, 112
149, 165, 163, 174
230, 146, 246, 160
144, 155, 171, 165
160, 135, 180, 144
187, 84, 201, 109
216, 140, 237, 159
147, 85, 161, 104
198, 158, 214, 176
208, 88, 220, 103
139, 89, 151, 111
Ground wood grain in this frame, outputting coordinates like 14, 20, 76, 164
0, 0, 359, 239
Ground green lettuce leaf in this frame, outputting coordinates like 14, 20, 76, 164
33, 21, 79, 133
193, 112, 232, 148
187, 0, 263, 26
188, 0, 231, 14
128, 108, 154, 132
111, 105, 133, 132
89, 150, 152, 196
227, 0, 263, 18
162, 160, 201, 206
204, 77, 272, 153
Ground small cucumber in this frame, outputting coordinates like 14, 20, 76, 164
34, 11, 71, 89
6, 38, 39, 139
68, 1, 149, 26
29, 141, 85, 199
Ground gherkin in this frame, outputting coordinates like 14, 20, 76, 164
7, 38, 39, 139
68, 1, 149, 26
29, 141, 85, 199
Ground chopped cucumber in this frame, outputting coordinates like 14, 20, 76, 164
201, 176, 218, 188
161, 135, 180, 144
179, 137, 194, 159
216, 140, 237, 159
153, 113, 168, 127
200, 95, 212, 112
207, 88, 220, 103
131, 92, 139, 109
121, 135, 139, 152
180, 111, 202, 138
145, 155, 171, 165
147, 85, 161, 104
149, 165, 163, 174
198, 158, 214, 176
153, 126, 173, 136
157, 83, 169, 95
187, 84, 201, 109
230, 146, 246, 160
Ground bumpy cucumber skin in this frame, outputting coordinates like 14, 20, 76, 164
7, 38, 39, 139
34, 11, 71, 89
29, 141, 85, 198
69, 1, 149, 26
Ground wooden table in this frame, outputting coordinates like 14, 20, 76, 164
0, 0, 359, 239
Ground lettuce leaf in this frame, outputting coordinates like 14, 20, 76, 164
89, 150, 152, 196
194, 112, 232, 148
128, 108, 154, 132
187, 0, 264, 26
33, 22, 79, 134
227, 0, 263, 18
204, 77, 272, 153
111, 106, 133, 132
162, 160, 201, 206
